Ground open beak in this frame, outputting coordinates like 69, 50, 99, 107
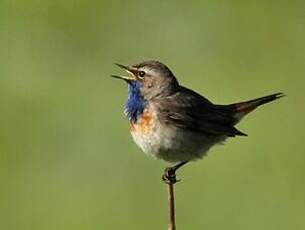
111, 63, 137, 82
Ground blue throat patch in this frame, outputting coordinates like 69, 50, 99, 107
124, 81, 146, 123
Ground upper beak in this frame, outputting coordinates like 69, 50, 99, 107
110, 63, 137, 82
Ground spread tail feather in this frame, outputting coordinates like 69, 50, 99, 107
231, 92, 285, 121
214, 93, 285, 137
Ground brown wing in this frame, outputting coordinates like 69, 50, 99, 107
154, 86, 247, 137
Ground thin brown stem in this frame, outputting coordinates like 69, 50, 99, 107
167, 182, 176, 230
162, 162, 187, 230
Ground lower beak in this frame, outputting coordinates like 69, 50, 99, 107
110, 74, 135, 82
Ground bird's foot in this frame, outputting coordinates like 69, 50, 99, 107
162, 167, 180, 185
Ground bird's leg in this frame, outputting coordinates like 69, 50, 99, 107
162, 161, 188, 184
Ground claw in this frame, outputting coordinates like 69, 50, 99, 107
162, 167, 180, 184
162, 161, 188, 184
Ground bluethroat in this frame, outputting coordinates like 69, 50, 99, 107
112, 60, 284, 183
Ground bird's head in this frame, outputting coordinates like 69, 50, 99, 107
111, 60, 179, 100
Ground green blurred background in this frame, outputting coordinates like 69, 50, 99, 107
1, 0, 304, 229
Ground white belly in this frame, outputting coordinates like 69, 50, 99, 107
131, 117, 225, 163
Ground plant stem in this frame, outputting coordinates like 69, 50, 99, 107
163, 162, 187, 230
167, 182, 176, 230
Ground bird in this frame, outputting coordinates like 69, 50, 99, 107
111, 60, 284, 184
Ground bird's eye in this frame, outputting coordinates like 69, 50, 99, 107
138, 71, 145, 78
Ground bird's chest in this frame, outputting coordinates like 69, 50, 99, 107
129, 108, 161, 155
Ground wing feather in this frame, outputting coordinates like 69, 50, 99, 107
154, 87, 247, 137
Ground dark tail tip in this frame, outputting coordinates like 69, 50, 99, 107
271, 92, 286, 99
253, 92, 286, 107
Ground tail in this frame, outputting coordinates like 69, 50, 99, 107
231, 92, 285, 122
